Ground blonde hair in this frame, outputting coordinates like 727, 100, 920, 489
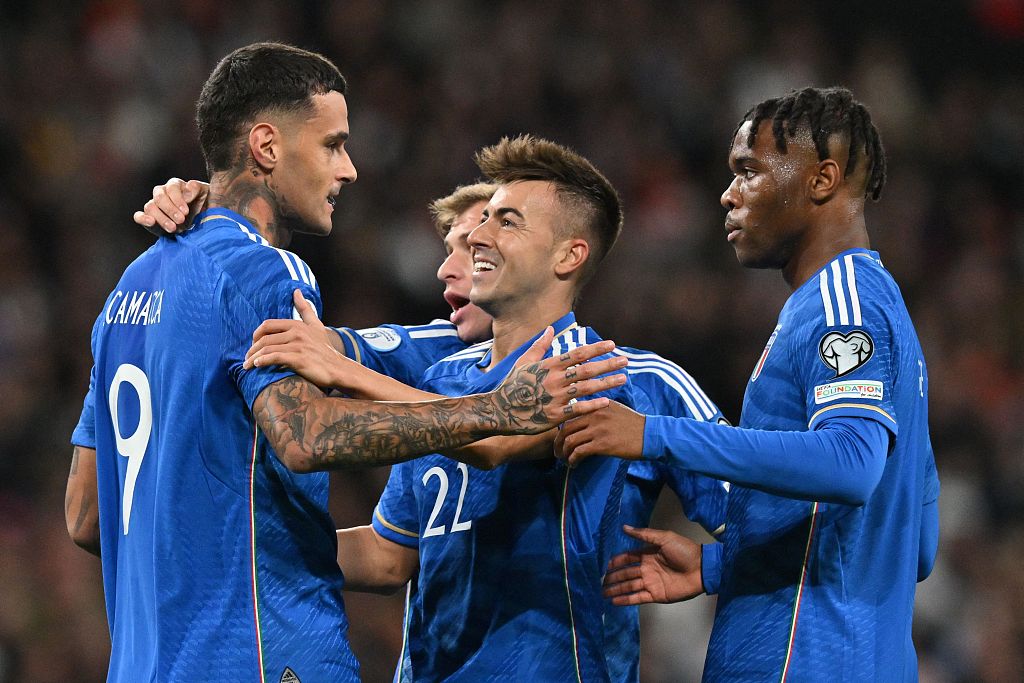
428, 182, 498, 236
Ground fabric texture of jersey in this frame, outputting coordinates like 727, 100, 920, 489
703, 249, 938, 682
373, 313, 634, 682
603, 347, 729, 683
332, 320, 466, 388
74, 209, 358, 682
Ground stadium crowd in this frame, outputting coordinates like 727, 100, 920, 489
0, 1, 1020, 680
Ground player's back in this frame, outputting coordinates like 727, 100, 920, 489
708, 249, 935, 681
89, 209, 357, 682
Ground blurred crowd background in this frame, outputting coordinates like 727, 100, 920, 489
1, 0, 1021, 681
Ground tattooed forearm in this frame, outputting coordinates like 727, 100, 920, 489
253, 361, 564, 472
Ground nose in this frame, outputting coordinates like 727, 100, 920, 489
721, 176, 740, 210
468, 215, 494, 250
436, 250, 461, 283
338, 150, 357, 185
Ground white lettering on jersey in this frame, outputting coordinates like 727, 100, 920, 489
105, 290, 165, 326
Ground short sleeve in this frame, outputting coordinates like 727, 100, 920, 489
333, 320, 465, 387
229, 278, 323, 409
372, 462, 420, 548
71, 365, 98, 448
797, 264, 899, 434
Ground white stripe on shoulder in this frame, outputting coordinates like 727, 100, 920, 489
819, 270, 835, 326
611, 349, 717, 420
443, 340, 493, 361
408, 328, 460, 339
830, 260, 849, 325
273, 248, 300, 282
844, 254, 862, 325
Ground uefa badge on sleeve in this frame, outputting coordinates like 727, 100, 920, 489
818, 330, 874, 377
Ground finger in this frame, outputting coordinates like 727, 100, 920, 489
606, 550, 644, 573
563, 374, 626, 400
516, 327, 554, 368
562, 396, 609, 419
153, 187, 186, 226
251, 318, 303, 343
550, 340, 616, 369
164, 178, 188, 216
133, 210, 155, 227
622, 525, 668, 546
603, 574, 646, 598
610, 591, 654, 607
248, 350, 298, 369
292, 289, 320, 324
564, 355, 627, 382
246, 331, 300, 362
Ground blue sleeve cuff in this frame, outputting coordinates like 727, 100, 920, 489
701, 543, 723, 595
641, 414, 671, 461
332, 327, 362, 364
371, 506, 419, 549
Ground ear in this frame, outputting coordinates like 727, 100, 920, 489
248, 123, 280, 172
554, 238, 590, 279
809, 158, 842, 202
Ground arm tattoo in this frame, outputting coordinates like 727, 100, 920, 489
252, 363, 559, 472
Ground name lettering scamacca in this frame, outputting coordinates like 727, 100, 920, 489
105, 290, 164, 326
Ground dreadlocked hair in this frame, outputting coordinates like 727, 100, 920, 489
737, 86, 887, 201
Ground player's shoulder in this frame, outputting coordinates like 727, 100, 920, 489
614, 346, 720, 421
429, 339, 494, 368
189, 210, 319, 294
351, 320, 460, 353
794, 249, 903, 329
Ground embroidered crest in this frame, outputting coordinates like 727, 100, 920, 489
280, 667, 301, 683
818, 330, 874, 377
750, 325, 781, 382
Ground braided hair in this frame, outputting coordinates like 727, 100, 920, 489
737, 87, 887, 201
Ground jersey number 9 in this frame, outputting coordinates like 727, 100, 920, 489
108, 364, 153, 535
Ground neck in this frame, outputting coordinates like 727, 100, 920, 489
782, 205, 869, 290
208, 170, 292, 248
486, 296, 573, 371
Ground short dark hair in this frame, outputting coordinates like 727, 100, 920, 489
738, 86, 887, 201
474, 135, 623, 284
196, 42, 347, 173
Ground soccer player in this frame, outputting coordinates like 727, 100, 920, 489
65, 44, 618, 683
560, 87, 940, 680
138, 176, 729, 682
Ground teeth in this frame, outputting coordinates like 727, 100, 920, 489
474, 262, 496, 272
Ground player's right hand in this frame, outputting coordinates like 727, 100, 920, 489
603, 526, 704, 605
133, 177, 209, 236
489, 330, 627, 435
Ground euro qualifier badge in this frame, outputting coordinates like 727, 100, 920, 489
819, 330, 874, 377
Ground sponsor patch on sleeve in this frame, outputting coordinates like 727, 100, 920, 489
357, 326, 403, 352
814, 380, 884, 404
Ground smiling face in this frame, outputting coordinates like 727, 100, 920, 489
273, 90, 357, 236
468, 181, 565, 320
437, 200, 494, 343
720, 119, 815, 271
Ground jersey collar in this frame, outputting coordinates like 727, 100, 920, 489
190, 208, 257, 233
475, 311, 579, 371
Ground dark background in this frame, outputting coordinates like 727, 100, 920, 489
0, 1, 1021, 680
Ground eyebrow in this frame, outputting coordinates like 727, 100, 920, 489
730, 154, 757, 168
324, 131, 349, 144
488, 207, 525, 221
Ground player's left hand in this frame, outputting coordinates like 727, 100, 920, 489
602, 525, 704, 605
244, 290, 349, 389
555, 399, 645, 465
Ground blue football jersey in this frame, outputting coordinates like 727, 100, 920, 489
77, 209, 358, 682
705, 249, 936, 681
604, 347, 729, 683
332, 320, 466, 387
373, 314, 634, 682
